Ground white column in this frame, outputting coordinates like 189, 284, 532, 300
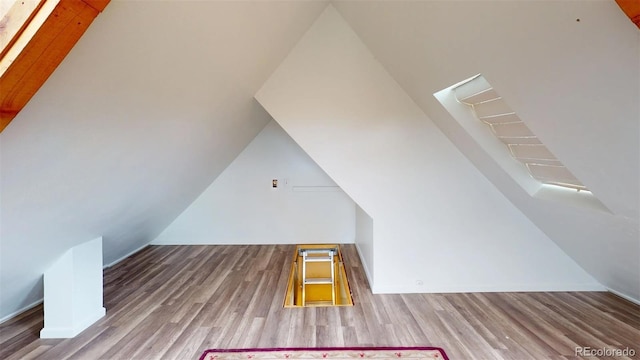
40, 237, 106, 338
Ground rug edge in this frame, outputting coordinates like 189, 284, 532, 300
199, 346, 449, 360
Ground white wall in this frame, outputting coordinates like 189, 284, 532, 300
256, 5, 603, 293
153, 120, 355, 245
40, 237, 105, 338
333, 0, 639, 301
0, 1, 328, 320
355, 205, 374, 286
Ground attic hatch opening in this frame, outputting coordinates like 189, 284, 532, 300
434, 75, 610, 213
452, 74, 588, 193
283, 244, 353, 308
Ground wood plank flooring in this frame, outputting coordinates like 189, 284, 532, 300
1, 245, 638, 359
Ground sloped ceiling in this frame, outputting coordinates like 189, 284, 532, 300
0, 0, 111, 132
255, 5, 603, 294
616, 0, 640, 28
1, 0, 638, 320
332, 0, 639, 300
0, 0, 328, 319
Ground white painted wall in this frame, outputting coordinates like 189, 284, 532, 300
40, 237, 105, 338
333, 0, 639, 301
153, 120, 355, 245
256, 5, 603, 293
355, 205, 374, 286
0, 1, 328, 321
3, 0, 635, 323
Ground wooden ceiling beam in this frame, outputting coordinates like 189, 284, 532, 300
0, 0, 110, 132
615, 0, 640, 28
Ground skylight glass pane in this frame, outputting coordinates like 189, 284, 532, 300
480, 113, 521, 125
453, 75, 587, 191
473, 98, 514, 118
460, 88, 500, 104
498, 136, 542, 145
491, 122, 533, 137
527, 164, 584, 186
509, 144, 556, 160
454, 75, 490, 99
0, 1, 16, 20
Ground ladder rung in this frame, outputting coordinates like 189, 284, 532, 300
304, 278, 333, 284
304, 256, 332, 262
299, 245, 338, 306
304, 300, 334, 306
299, 248, 337, 256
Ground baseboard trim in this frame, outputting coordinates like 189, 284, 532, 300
104, 243, 150, 269
607, 288, 640, 306
151, 239, 356, 245
40, 307, 106, 339
354, 243, 374, 291
0, 299, 43, 325
372, 283, 606, 294
2, 243, 147, 326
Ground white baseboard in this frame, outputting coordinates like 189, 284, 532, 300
151, 239, 356, 245
2, 243, 145, 326
40, 307, 106, 339
0, 299, 43, 325
607, 288, 640, 306
354, 243, 374, 291
372, 282, 606, 294
104, 243, 150, 268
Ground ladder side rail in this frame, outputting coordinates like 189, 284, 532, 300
302, 251, 307, 306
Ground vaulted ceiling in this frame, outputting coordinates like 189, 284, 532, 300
1, 0, 637, 133
0, 0, 638, 320
0, 0, 110, 132
0, 0, 329, 319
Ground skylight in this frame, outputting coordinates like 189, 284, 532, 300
452, 75, 587, 192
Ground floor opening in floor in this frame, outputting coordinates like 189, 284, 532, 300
283, 244, 354, 307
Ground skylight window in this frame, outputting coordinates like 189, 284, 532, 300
453, 75, 587, 192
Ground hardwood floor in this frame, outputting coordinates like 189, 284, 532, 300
1, 245, 638, 359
